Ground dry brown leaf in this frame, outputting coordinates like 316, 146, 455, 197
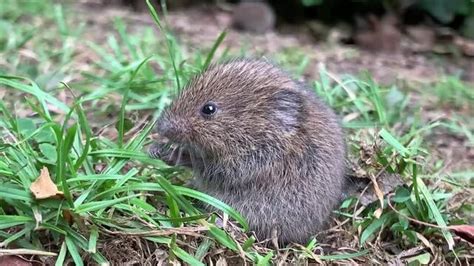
62, 210, 74, 225
449, 225, 474, 244
415, 232, 435, 254
369, 173, 384, 218
373, 208, 383, 219
216, 256, 227, 266
29, 167, 64, 199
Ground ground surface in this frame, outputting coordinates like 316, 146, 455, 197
79, 2, 474, 85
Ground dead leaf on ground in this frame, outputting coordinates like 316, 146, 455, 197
29, 167, 64, 199
373, 208, 383, 219
449, 225, 474, 244
369, 173, 385, 219
415, 232, 435, 254
62, 210, 74, 225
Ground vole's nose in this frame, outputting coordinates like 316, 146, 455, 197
156, 117, 170, 135
155, 116, 185, 141
156, 117, 172, 137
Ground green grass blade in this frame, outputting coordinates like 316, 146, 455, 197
146, 0, 181, 90
256, 251, 274, 266
379, 128, 409, 157
65, 236, 84, 266
74, 194, 140, 213
319, 249, 370, 261
0, 215, 33, 229
0, 186, 34, 202
416, 177, 455, 250
166, 194, 182, 227
202, 30, 227, 70
55, 241, 67, 266
72, 100, 93, 172
88, 226, 99, 253
177, 187, 249, 231
117, 89, 129, 148
360, 212, 395, 245
0, 75, 70, 115
155, 176, 199, 215
208, 225, 238, 251
171, 245, 205, 266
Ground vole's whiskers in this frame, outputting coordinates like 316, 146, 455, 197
189, 146, 197, 169
169, 145, 179, 165
199, 148, 209, 171
176, 147, 183, 166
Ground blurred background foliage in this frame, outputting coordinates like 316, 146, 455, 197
285, 0, 474, 38
115, 0, 474, 39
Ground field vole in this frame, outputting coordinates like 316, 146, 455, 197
149, 59, 347, 244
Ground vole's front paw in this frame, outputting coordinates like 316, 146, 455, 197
148, 141, 192, 168
148, 141, 175, 165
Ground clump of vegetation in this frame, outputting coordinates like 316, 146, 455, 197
299, 0, 474, 41
0, 0, 472, 264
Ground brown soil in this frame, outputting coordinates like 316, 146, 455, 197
75, 3, 473, 86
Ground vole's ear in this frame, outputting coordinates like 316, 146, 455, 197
271, 89, 303, 132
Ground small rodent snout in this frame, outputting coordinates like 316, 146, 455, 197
156, 117, 172, 136
155, 116, 185, 141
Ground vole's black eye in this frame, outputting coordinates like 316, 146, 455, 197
201, 102, 217, 117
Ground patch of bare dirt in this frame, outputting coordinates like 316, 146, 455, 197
154, 7, 472, 85
99, 236, 166, 265
428, 129, 474, 173
73, 3, 472, 86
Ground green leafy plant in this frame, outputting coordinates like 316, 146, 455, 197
417, 0, 472, 24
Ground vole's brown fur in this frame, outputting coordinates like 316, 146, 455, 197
149, 59, 347, 244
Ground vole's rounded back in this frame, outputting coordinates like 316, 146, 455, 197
150, 59, 347, 244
